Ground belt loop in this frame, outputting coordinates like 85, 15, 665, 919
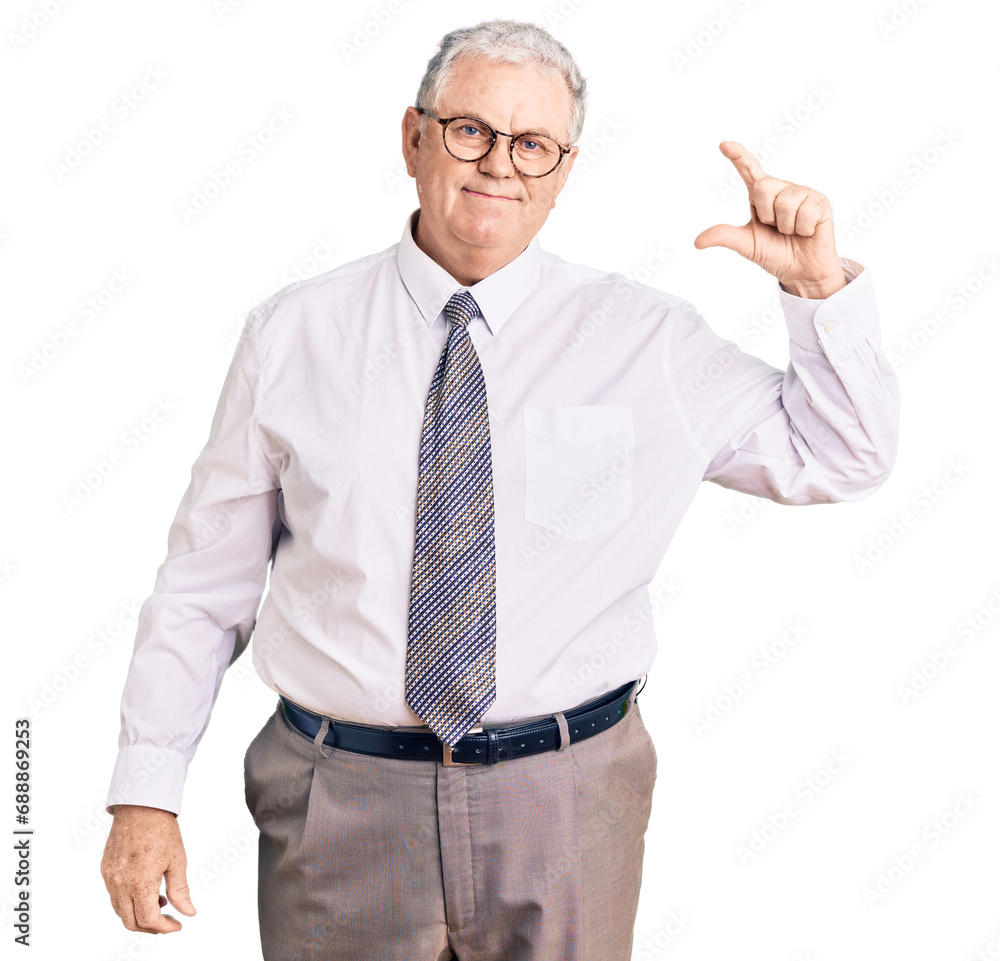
313, 717, 333, 759
554, 711, 570, 751
629, 674, 646, 711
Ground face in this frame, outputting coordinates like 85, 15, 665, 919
402, 57, 578, 282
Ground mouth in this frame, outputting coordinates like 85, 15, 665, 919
462, 187, 517, 201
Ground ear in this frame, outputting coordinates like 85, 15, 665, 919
401, 107, 423, 178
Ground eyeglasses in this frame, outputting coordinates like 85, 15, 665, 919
417, 108, 572, 178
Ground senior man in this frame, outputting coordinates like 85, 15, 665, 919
102, 18, 900, 961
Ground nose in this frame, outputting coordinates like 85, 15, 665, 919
477, 133, 517, 179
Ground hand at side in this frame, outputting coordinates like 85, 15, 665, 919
101, 804, 197, 933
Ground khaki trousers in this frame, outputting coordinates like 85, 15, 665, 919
243, 695, 657, 960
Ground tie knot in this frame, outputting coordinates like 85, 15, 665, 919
444, 291, 480, 329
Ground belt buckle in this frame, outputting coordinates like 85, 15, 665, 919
442, 725, 484, 766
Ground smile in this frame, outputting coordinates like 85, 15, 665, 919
462, 188, 516, 201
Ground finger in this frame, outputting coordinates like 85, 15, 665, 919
719, 140, 766, 188
693, 222, 754, 261
773, 184, 811, 235
164, 862, 197, 916
132, 890, 182, 934
794, 196, 831, 237
748, 177, 792, 227
103, 859, 141, 930
109, 891, 139, 932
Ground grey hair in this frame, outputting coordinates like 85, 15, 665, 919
415, 19, 587, 144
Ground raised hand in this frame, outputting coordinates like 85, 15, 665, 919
694, 141, 846, 299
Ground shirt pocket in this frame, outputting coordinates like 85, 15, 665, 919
523, 406, 635, 542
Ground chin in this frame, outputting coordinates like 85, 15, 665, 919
452, 216, 515, 250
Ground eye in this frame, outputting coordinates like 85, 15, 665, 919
518, 139, 541, 152
459, 122, 487, 138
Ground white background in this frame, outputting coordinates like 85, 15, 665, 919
3, 0, 998, 959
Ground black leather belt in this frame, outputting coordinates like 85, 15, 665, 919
279, 678, 641, 766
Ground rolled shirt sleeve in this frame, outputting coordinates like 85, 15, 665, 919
668, 258, 900, 504
106, 313, 280, 815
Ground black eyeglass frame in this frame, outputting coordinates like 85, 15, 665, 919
417, 107, 573, 178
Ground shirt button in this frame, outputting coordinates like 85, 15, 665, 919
823, 322, 836, 333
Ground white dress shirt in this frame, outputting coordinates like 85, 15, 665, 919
107, 211, 900, 813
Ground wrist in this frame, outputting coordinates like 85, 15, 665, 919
780, 270, 847, 300
112, 803, 176, 820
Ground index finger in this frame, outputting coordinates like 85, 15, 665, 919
719, 140, 766, 187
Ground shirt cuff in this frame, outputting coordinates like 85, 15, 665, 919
105, 745, 188, 816
779, 257, 876, 356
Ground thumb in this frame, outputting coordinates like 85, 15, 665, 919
693, 222, 754, 259
164, 862, 197, 916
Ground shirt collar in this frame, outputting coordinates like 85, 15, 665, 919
396, 209, 542, 336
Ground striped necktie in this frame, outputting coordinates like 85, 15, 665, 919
405, 290, 497, 747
